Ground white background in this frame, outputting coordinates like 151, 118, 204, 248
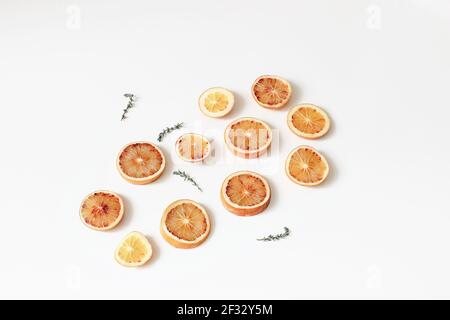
1, 0, 450, 299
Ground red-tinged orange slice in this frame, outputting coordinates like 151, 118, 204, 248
287, 104, 331, 139
220, 171, 271, 216
117, 142, 165, 184
285, 146, 329, 186
80, 190, 124, 231
224, 117, 272, 159
252, 75, 291, 109
160, 200, 210, 249
175, 133, 211, 162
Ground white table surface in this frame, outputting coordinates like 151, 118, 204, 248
1, 0, 450, 299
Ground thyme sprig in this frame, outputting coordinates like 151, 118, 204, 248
157, 122, 184, 142
257, 227, 290, 242
173, 170, 202, 192
121, 93, 135, 121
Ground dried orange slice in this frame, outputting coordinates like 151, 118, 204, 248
160, 199, 210, 249
80, 190, 124, 231
117, 142, 165, 184
251, 75, 292, 109
175, 133, 211, 162
221, 171, 271, 216
287, 104, 330, 139
285, 146, 329, 186
224, 117, 272, 159
199, 87, 234, 118
115, 231, 152, 267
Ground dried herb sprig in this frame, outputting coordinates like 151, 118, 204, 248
173, 170, 202, 192
157, 122, 184, 142
257, 227, 290, 242
121, 93, 135, 121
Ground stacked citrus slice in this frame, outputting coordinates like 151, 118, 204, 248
285, 146, 329, 186
221, 171, 271, 216
251, 75, 291, 109
175, 133, 211, 162
160, 199, 211, 249
80, 190, 124, 231
224, 117, 272, 158
117, 142, 166, 184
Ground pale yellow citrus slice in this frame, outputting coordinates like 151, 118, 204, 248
251, 75, 292, 109
115, 231, 152, 267
117, 142, 165, 184
199, 87, 234, 118
285, 146, 329, 186
160, 199, 210, 249
221, 171, 271, 216
80, 190, 124, 231
287, 104, 330, 139
175, 133, 211, 162
224, 117, 272, 159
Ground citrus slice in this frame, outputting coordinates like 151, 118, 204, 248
285, 146, 329, 186
287, 104, 330, 139
160, 199, 210, 249
79, 190, 124, 231
199, 87, 234, 118
221, 171, 271, 216
224, 117, 272, 159
117, 142, 165, 184
115, 231, 152, 267
251, 75, 292, 109
175, 133, 211, 162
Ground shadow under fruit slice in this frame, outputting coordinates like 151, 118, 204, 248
287, 104, 331, 139
221, 171, 271, 216
285, 146, 329, 186
224, 117, 272, 159
117, 142, 166, 184
175, 133, 211, 162
115, 231, 152, 267
160, 199, 210, 249
251, 75, 292, 109
198, 87, 234, 118
80, 190, 124, 231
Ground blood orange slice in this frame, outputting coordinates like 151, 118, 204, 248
80, 190, 124, 231
175, 133, 211, 162
221, 171, 271, 216
251, 75, 292, 109
285, 146, 329, 186
160, 199, 210, 249
117, 142, 165, 184
224, 117, 272, 159
287, 104, 330, 139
